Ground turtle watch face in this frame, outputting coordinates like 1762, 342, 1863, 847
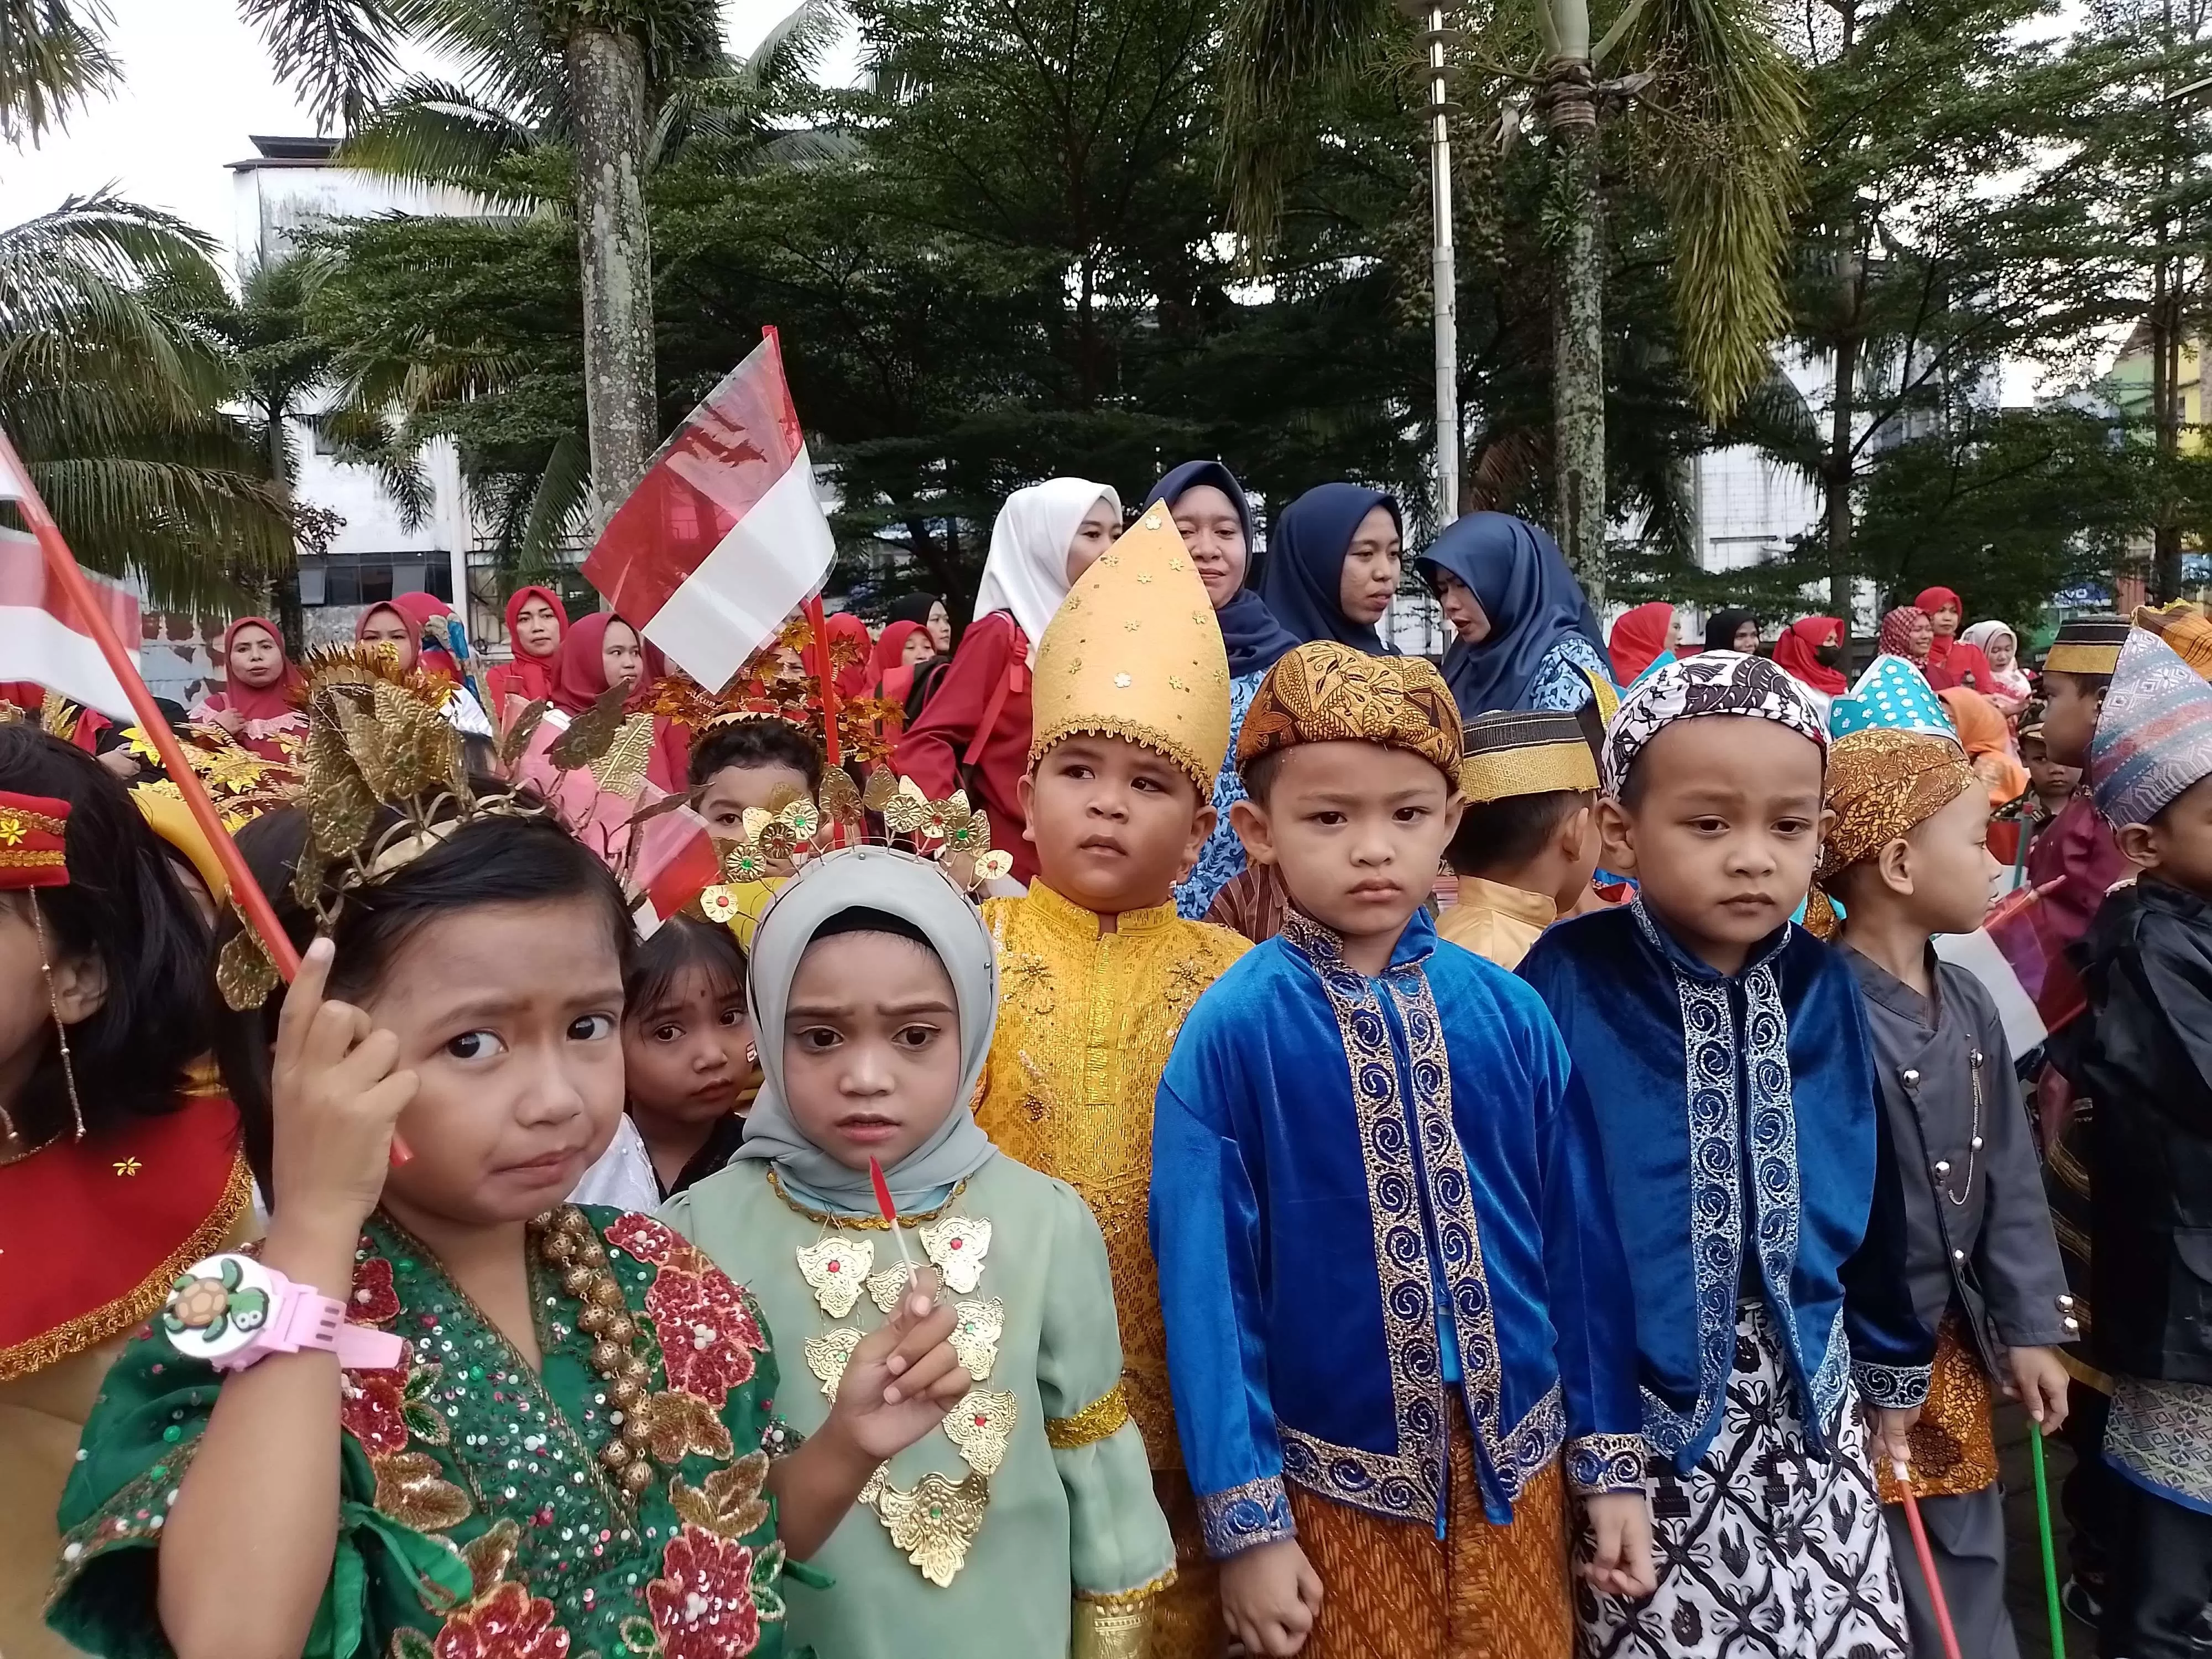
161, 1253, 278, 1360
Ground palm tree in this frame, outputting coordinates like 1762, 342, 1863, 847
1220, 0, 1802, 589
0, 0, 121, 142
0, 193, 301, 606
247, 0, 730, 528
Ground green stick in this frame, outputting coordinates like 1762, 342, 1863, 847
2030, 1422, 2065, 1658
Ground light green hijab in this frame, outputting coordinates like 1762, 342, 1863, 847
732, 845, 1000, 1208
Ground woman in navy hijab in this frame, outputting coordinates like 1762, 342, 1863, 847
1417, 512, 1614, 717
1258, 482, 1405, 654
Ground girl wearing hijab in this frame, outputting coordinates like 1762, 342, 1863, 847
891, 478, 1121, 886
191, 616, 305, 760
1938, 685, 2031, 808
869, 618, 935, 705
1258, 480, 1404, 654
1703, 608, 1761, 654
355, 595, 494, 738
545, 611, 689, 794
1772, 615, 1849, 722
890, 591, 953, 657
1144, 460, 1303, 917
1914, 586, 1996, 695
484, 585, 568, 711
665, 846, 1175, 1659
1960, 619, 2031, 717
1607, 602, 1677, 686
1417, 512, 1614, 716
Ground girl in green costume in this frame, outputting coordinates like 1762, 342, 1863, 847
47, 768, 973, 1659
665, 845, 1175, 1659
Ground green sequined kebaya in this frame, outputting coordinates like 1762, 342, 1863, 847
47, 1207, 800, 1659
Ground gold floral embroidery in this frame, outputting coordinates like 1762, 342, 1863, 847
670, 1452, 773, 1540
371, 1450, 473, 1531
1046, 1380, 1130, 1449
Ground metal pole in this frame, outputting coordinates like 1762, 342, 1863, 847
1427, 3, 1460, 526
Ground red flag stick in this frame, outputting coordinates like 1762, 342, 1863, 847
0, 427, 410, 1162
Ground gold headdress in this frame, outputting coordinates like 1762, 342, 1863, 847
1027, 504, 1232, 790
214, 648, 556, 1010
645, 612, 903, 770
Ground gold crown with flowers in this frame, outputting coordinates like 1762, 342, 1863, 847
1026, 505, 1232, 791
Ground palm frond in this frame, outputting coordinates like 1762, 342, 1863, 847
339, 75, 547, 199
239, 0, 405, 131
1618, 0, 1805, 421
0, 0, 120, 143
512, 427, 590, 578
739, 0, 844, 96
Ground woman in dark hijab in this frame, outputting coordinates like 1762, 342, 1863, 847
888, 590, 952, 656
1703, 608, 1761, 654
1416, 512, 1613, 717
1258, 482, 1404, 655
1144, 460, 1301, 918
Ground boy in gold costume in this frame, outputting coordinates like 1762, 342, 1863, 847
975, 504, 1251, 1657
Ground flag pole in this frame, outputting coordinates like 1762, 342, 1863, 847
0, 427, 410, 1162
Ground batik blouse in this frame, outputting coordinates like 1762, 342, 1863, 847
48, 1207, 801, 1659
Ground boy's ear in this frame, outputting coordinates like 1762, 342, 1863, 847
1178, 796, 1219, 880
1229, 796, 1277, 866
1593, 795, 1637, 876
1872, 833, 1916, 896
47, 947, 107, 1026
1558, 802, 1595, 861
2116, 820, 2161, 872
1017, 769, 1038, 846
1439, 794, 1465, 843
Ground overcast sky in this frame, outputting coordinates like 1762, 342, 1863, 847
0, 0, 855, 252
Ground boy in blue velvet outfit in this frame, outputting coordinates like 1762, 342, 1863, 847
1150, 641, 1652, 1659
1518, 650, 1932, 1659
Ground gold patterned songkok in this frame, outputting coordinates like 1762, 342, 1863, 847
1805, 727, 1978, 939
1458, 709, 1598, 804
1027, 504, 1232, 790
1237, 640, 1463, 785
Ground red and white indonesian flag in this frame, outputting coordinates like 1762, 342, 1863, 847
0, 513, 140, 720
628, 806, 724, 938
583, 332, 835, 692
1933, 878, 2090, 1057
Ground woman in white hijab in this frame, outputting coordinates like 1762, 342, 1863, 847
889, 478, 1121, 885
664, 846, 1174, 1659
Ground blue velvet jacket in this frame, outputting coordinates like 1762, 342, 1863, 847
1149, 908, 1645, 1558
1517, 902, 1932, 1472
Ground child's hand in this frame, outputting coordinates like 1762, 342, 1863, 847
1581, 1491, 1657, 1598
268, 937, 418, 1238
1866, 1405, 1922, 1472
1218, 1537, 1322, 1657
825, 1270, 970, 1463
2005, 1345, 2071, 1434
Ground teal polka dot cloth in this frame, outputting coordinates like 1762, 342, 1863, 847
1827, 654, 1956, 739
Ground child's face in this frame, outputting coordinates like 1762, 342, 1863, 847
1892, 784, 1997, 937
514, 596, 562, 658
780, 931, 962, 1172
2039, 672, 2103, 766
363, 896, 626, 1226
1597, 716, 1829, 974
699, 761, 815, 837
2023, 738, 2081, 804
227, 623, 285, 688
2119, 772, 2212, 898
1019, 736, 1213, 915
1233, 741, 1461, 954
623, 961, 750, 1128
1065, 498, 1123, 586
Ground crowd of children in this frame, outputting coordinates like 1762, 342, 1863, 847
5, 498, 2212, 1659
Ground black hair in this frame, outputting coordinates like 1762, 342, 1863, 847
688, 719, 825, 795
1446, 789, 1593, 879
0, 724, 211, 1145
2041, 669, 2112, 697
1239, 748, 1286, 805
626, 915, 745, 1023
210, 789, 633, 1193
810, 905, 934, 950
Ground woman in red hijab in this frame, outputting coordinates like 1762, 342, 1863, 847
191, 616, 306, 760
484, 585, 568, 710
355, 593, 462, 682
549, 612, 687, 792
823, 610, 875, 702
869, 618, 934, 702
1607, 603, 1676, 685
1772, 615, 1848, 700
1913, 586, 1995, 693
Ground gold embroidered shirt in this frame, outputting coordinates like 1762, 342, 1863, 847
978, 881, 1250, 1469
1436, 877, 1556, 971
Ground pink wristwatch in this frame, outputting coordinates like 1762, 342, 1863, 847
161, 1253, 406, 1373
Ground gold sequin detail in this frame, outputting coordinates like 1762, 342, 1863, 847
1047, 1380, 1131, 1448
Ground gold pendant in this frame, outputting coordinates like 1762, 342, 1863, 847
858, 1460, 888, 1507
874, 1469, 991, 1587
796, 1237, 875, 1319
919, 1216, 992, 1293
941, 1387, 1018, 1475
804, 1327, 863, 1400
950, 1297, 1004, 1383
866, 1263, 916, 1314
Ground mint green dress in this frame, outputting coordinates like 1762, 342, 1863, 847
47, 1207, 801, 1659
664, 1154, 1172, 1659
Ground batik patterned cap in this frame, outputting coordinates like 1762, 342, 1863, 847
1601, 649, 1827, 796
1238, 640, 1462, 785
2090, 628, 2212, 828
2131, 603, 2212, 684
1828, 655, 1957, 740
1804, 728, 1979, 938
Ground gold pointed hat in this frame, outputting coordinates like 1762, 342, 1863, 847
1027, 503, 1233, 789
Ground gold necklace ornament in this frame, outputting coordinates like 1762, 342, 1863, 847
536, 1207, 658, 1496
796, 1237, 874, 1318
919, 1216, 992, 1292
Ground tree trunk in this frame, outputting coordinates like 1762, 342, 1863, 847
2152, 247, 2184, 602
1548, 64, 1604, 597
1825, 309, 1859, 639
565, 25, 658, 534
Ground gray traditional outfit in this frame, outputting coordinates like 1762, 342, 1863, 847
1845, 946, 2074, 1659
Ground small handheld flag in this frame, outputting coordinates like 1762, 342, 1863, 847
1893, 1462, 1965, 1659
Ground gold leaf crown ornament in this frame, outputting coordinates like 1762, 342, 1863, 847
1026, 505, 1233, 791
644, 611, 902, 770
215, 648, 557, 1010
